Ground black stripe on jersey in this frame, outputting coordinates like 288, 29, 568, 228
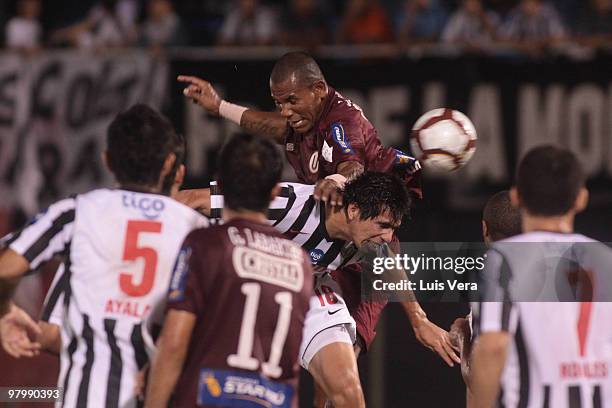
278, 186, 293, 198
131, 324, 148, 370
515, 321, 530, 408
501, 302, 512, 332
568, 386, 581, 408
302, 228, 324, 253
593, 385, 602, 408
61, 336, 78, 408
23, 209, 75, 263
41, 265, 69, 321
77, 315, 95, 407
273, 186, 296, 226
318, 241, 344, 269
104, 319, 123, 408
284, 196, 316, 239
3, 231, 21, 247
497, 386, 506, 408
542, 385, 550, 408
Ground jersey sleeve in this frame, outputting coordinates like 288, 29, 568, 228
209, 181, 311, 226
166, 235, 205, 316
471, 248, 519, 337
1, 198, 76, 271
325, 120, 367, 170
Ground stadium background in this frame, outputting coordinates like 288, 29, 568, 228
2, 0, 612, 407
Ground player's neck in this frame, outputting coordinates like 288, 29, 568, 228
223, 208, 268, 224
325, 208, 352, 241
521, 213, 575, 234
118, 183, 164, 195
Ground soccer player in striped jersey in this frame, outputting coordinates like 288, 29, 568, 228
145, 134, 315, 408
0, 105, 209, 407
468, 145, 612, 407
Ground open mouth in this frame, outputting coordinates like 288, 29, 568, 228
289, 119, 307, 128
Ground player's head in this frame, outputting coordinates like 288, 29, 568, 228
217, 134, 283, 212
341, 172, 411, 247
269, 51, 327, 134
482, 190, 522, 245
105, 104, 185, 195
511, 145, 587, 217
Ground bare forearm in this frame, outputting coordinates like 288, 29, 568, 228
0, 278, 18, 317
336, 161, 364, 180
145, 351, 185, 408
468, 334, 509, 408
38, 322, 61, 355
240, 110, 289, 145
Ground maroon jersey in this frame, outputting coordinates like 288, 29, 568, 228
166, 219, 313, 408
284, 86, 421, 197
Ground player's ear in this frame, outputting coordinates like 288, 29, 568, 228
482, 220, 490, 244
347, 203, 359, 222
509, 187, 520, 208
174, 164, 185, 189
101, 151, 110, 172
574, 187, 589, 213
270, 184, 281, 202
312, 80, 327, 98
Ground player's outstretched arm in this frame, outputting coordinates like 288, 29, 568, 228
178, 75, 289, 145
0, 303, 61, 358
0, 303, 41, 358
0, 249, 30, 316
314, 161, 364, 207
144, 309, 196, 408
467, 332, 509, 408
174, 188, 211, 216
402, 301, 461, 367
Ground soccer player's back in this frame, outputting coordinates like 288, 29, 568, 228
167, 219, 312, 407
146, 134, 314, 408
0, 104, 208, 407
470, 145, 612, 408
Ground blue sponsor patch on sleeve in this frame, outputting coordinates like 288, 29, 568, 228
198, 369, 294, 408
168, 246, 192, 301
330, 123, 354, 155
393, 148, 420, 171
309, 249, 325, 264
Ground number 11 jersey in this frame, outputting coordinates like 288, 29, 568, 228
167, 219, 313, 408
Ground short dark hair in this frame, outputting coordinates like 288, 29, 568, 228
483, 190, 522, 241
270, 51, 325, 87
217, 134, 283, 212
342, 172, 411, 224
106, 104, 184, 192
516, 145, 585, 216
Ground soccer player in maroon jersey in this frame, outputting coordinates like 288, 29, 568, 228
178, 52, 457, 366
145, 135, 351, 408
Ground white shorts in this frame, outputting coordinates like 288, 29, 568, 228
299, 273, 357, 369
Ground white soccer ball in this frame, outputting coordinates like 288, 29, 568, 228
410, 108, 477, 172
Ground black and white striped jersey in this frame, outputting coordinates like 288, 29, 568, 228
210, 182, 356, 271
3, 189, 208, 408
473, 232, 612, 408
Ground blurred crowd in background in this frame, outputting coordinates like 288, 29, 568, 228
1, 0, 612, 55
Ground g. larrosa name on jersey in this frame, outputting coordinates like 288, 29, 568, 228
227, 227, 303, 261
372, 279, 477, 292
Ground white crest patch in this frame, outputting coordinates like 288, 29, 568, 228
322, 141, 333, 163
309, 151, 319, 173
